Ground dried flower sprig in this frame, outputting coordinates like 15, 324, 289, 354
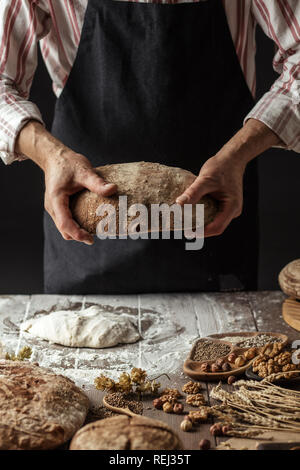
5, 346, 32, 361
94, 367, 166, 398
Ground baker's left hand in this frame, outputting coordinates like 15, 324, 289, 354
176, 153, 246, 237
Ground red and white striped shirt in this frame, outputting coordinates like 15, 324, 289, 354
0, 0, 300, 164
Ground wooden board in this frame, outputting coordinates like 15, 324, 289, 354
282, 297, 300, 332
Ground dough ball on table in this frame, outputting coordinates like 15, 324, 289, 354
70, 415, 183, 450
21, 305, 140, 348
0, 360, 89, 450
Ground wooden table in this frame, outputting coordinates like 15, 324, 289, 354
1, 291, 299, 450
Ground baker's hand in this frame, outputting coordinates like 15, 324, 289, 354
176, 153, 246, 237
44, 151, 117, 245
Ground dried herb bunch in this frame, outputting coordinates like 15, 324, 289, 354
5, 346, 32, 361
94, 368, 163, 398
210, 380, 300, 437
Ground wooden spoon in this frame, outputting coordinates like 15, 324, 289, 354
103, 395, 139, 417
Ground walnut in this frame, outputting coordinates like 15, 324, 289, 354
182, 381, 202, 394
282, 363, 297, 372
188, 407, 210, 423
252, 356, 265, 368
261, 342, 284, 359
160, 388, 182, 399
160, 394, 178, 405
254, 345, 296, 378
276, 351, 292, 366
186, 393, 206, 407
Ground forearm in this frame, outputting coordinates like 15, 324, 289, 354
216, 118, 281, 166
15, 120, 76, 172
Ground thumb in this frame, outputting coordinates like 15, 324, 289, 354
176, 176, 215, 205
80, 169, 117, 197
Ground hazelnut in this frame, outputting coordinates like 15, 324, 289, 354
162, 402, 173, 413
180, 419, 193, 432
235, 356, 246, 367
199, 439, 211, 450
244, 347, 257, 360
211, 363, 221, 373
227, 375, 236, 385
183, 414, 192, 421
210, 423, 222, 436
222, 362, 231, 372
200, 362, 211, 373
215, 358, 225, 368
152, 398, 163, 410
228, 353, 237, 363
173, 403, 184, 414
222, 425, 231, 435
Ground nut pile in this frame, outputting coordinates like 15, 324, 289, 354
153, 388, 184, 414
152, 380, 211, 432
199, 347, 257, 374
252, 343, 300, 379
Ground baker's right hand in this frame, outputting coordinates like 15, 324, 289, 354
43, 151, 117, 245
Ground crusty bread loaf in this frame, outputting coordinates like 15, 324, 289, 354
279, 259, 300, 299
70, 415, 183, 450
0, 360, 89, 450
71, 162, 218, 235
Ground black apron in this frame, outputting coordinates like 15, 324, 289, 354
46, 0, 259, 294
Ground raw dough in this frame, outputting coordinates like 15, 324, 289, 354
21, 306, 140, 348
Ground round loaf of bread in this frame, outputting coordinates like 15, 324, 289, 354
0, 360, 89, 450
279, 259, 300, 299
69, 415, 183, 450
71, 161, 218, 235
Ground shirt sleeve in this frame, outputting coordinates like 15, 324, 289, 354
245, 0, 300, 153
0, 1, 51, 165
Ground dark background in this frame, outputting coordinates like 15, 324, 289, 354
0, 26, 299, 294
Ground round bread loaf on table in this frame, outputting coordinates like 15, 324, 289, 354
279, 259, 300, 299
0, 360, 89, 450
70, 415, 183, 450
71, 161, 218, 235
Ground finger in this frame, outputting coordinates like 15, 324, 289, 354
176, 176, 216, 205
52, 194, 94, 245
204, 202, 237, 238
79, 170, 117, 197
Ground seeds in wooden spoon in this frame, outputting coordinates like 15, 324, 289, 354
105, 392, 143, 415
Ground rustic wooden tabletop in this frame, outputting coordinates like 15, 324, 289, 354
0, 291, 299, 450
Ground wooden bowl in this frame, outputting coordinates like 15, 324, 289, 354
183, 331, 288, 382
